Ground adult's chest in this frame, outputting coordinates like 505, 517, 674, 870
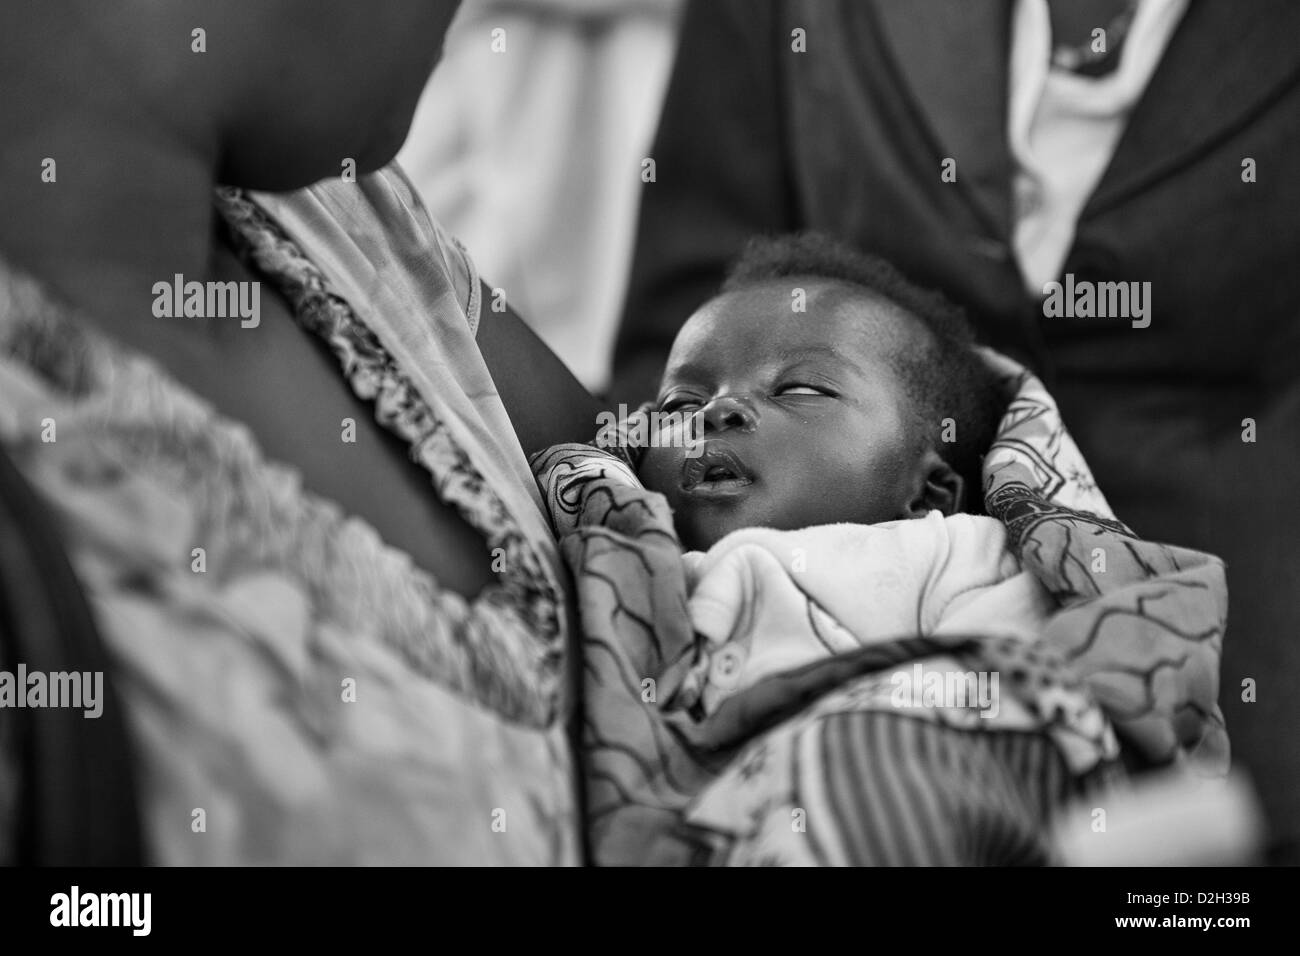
197, 243, 500, 600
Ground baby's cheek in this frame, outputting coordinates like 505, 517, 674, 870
636, 447, 680, 497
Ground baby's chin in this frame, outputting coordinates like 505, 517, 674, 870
670, 506, 753, 553
664, 486, 920, 550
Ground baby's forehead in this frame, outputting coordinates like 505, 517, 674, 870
681, 278, 925, 358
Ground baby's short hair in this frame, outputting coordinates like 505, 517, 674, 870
720, 232, 1005, 509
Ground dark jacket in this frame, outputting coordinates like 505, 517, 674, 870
613, 0, 1300, 860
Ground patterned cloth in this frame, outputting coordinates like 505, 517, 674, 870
531, 348, 1228, 865
0, 166, 580, 864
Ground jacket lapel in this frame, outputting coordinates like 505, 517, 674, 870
1084, 0, 1300, 219
869, 0, 1017, 239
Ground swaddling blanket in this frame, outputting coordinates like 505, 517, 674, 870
531, 351, 1227, 865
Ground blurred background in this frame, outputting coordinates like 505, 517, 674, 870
399, 0, 684, 394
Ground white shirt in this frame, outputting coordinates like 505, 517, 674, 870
398, 0, 684, 392
1008, 0, 1189, 292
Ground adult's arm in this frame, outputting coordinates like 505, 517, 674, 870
610, 0, 799, 405
475, 279, 607, 456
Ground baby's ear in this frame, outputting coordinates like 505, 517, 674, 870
907, 452, 964, 518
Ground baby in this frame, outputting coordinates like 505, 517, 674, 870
629, 233, 1056, 710
532, 233, 1225, 865
637, 232, 1001, 547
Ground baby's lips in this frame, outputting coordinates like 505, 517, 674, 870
680, 440, 753, 488
681, 453, 707, 490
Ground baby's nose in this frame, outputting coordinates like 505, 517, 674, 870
701, 395, 758, 434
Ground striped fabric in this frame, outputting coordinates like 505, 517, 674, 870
686, 711, 1119, 866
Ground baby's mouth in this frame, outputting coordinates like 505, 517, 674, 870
681, 442, 754, 492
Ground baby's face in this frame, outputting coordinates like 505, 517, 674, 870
638, 279, 932, 551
